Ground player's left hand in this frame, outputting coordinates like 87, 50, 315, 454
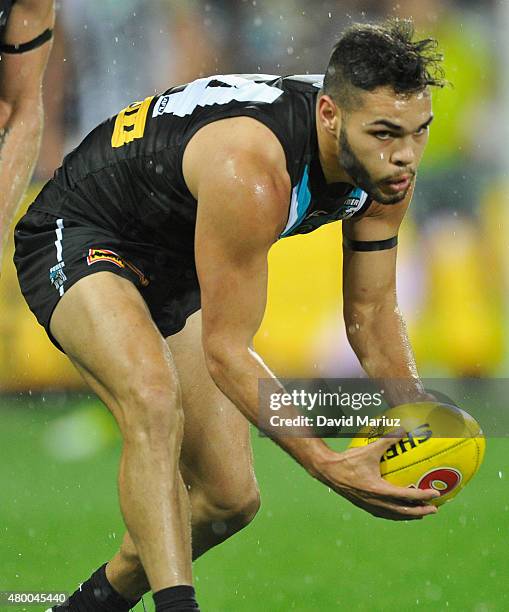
313, 430, 441, 521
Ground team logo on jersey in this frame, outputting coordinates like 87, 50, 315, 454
49, 261, 67, 292
86, 249, 150, 287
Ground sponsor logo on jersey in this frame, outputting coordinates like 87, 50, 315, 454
342, 188, 370, 219
342, 197, 365, 218
87, 249, 125, 268
154, 95, 170, 116
343, 197, 361, 209
49, 261, 67, 292
86, 249, 150, 287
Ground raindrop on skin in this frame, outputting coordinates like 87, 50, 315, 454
394, 98, 409, 110
347, 323, 361, 335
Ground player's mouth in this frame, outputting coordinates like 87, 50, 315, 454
383, 174, 412, 193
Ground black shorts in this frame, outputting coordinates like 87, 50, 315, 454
13, 209, 201, 352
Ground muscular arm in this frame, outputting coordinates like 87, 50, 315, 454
342, 189, 430, 405
0, 0, 55, 262
183, 119, 439, 519
185, 118, 332, 476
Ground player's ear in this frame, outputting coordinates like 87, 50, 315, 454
317, 94, 339, 136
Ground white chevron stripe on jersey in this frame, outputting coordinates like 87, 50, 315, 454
152, 75, 283, 118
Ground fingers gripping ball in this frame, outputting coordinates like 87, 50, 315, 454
348, 402, 485, 506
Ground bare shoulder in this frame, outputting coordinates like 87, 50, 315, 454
185, 115, 286, 164
183, 117, 290, 197
183, 116, 291, 236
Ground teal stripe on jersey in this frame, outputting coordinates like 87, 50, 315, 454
349, 187, 365, 199
280, 165, 311, 237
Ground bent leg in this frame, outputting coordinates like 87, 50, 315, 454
50, 272, 192, 592
172, 310, 260, 556
106, 310, 260, 599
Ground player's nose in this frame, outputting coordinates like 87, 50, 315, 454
391, 143, 415, 167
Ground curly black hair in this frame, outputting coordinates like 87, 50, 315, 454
323, 19, 445, 108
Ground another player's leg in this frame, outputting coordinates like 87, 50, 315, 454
48, 272, 198, 609
92, 310, 261, 601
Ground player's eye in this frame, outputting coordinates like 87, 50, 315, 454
415, 125, 429, 136
373, 131, 394, 141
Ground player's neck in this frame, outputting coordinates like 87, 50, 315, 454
315, 102, 354, 186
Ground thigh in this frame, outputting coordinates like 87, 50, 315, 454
50, 271, 180, 430
167, 311, 256, 495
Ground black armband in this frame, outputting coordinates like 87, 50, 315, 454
343, 235, 398, 252
0, 27, 53, 54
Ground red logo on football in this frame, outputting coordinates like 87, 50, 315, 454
417, 467, 462, 496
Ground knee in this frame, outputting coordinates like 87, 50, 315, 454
221, 486, 261, 530
196, 481, 261, 533
236, 487, 261, 526
120, 381, 184, 448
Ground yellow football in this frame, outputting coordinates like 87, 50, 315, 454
348, 402, 486, 506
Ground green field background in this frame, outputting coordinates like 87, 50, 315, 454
1, 396, 507, 612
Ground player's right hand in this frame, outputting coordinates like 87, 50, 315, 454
315, 430, 441, 521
